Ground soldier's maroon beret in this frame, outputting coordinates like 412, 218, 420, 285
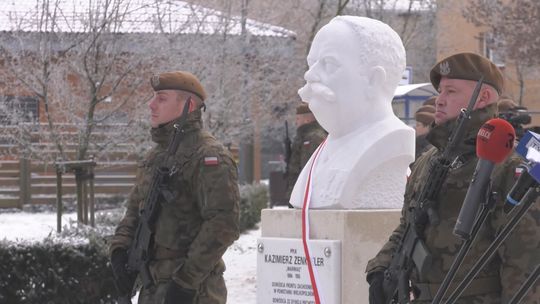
150, 71, 207, 101
430, 52, 504, 94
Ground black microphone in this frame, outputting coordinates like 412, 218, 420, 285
505, 169, 538, 213
454, 119, 515, 240
510, 114, 532, 125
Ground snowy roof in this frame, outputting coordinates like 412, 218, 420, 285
0, 0, 296, 38
352, 0, 435, 12
394, 83, 437, 98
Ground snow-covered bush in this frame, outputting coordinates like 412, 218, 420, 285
239, 183, 268, 232
0, 238, 118, 303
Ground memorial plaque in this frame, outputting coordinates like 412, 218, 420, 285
257, 237, 341, 304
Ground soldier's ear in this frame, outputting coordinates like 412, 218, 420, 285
475, 87, 493, 109
188, 98, 197, 113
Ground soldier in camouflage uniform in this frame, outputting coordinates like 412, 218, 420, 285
110, 71, 240, 304
366, 53, 540, 303
497, 97, 531, 140
285, 104, 327, 201
413, 103, 435, 159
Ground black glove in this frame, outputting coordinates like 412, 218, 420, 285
164, 280, 196, 304
110, 248, 133, 295
368, 271, 386, 304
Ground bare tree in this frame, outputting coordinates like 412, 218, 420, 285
0, 0, 80, 160
464, 0, 540, 104
0, 0, 301, 187
0, 0, 155, 164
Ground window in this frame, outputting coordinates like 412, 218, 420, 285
483, 32, 505, 67
0, 95, 39, 145
0, 95, 39, 125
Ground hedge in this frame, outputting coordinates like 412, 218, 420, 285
238, 183, 269, 232
0, 238, 118, 304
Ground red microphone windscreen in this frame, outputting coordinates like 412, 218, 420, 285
476, 118, 516, 163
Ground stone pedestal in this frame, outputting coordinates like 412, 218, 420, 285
260, 208, 401, 303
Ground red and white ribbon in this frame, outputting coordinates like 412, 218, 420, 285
301, 138, 327, 304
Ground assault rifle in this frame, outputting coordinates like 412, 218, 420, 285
116, 98, 192, 304
382, 77, 485, 304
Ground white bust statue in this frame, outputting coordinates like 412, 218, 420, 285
289, 16, 415, 209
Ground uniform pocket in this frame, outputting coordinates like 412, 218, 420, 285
149, 257, 186, 283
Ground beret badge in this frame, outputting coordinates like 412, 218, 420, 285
439, 61, 451, 76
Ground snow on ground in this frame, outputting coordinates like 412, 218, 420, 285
223, 228, 259, 304
0, 211, 259, 303
0, 211, 78, 241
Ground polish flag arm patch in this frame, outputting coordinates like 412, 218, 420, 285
204, 156, 219, 166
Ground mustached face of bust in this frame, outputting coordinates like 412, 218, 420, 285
299, 17, 403, 137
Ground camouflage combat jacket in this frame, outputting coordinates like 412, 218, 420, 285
110, 111, 240, 290
286, 120, 327, 198
366, 104, 540, 303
